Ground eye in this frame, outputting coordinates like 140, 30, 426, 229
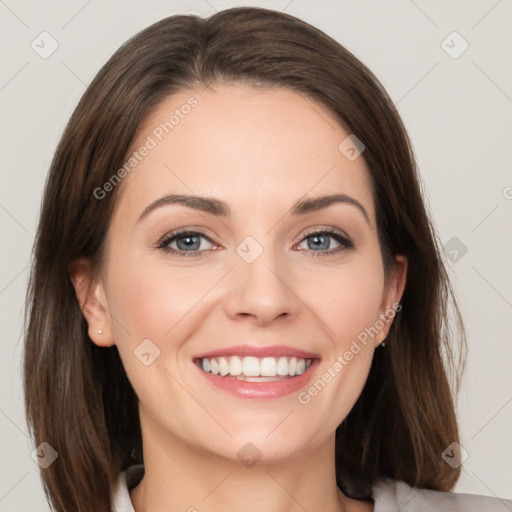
157, 230, 216, 257
295, 228, 353, 257
157, 227, 354, 258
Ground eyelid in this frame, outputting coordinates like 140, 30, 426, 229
156, 230, 218, 257
293, 226, 354, 256
156, 225, 354, 257
296, 225, 351, 244
156, 226, 217, 247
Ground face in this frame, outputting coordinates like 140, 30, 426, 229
76, 83, 406, 464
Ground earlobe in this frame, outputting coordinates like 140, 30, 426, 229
68, 259, 115, 347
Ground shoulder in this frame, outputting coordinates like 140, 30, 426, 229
372, 476, 512, 512
112, 467, 512, 512
112, 465, 144, 512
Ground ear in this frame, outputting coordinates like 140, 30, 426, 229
375, 254, 407, 347
68, 258, 115, 347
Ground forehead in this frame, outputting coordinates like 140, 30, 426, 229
112, 83, 375, 226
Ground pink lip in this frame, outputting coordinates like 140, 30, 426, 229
194, 358, 321, 400
193, 344, 320, 360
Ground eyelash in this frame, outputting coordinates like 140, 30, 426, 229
157, 227, 354, 258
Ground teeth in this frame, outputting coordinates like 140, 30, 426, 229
242, 356, 260, 376
198, 356, 313, 378
260, 357, 277, 376
288, 357, 297, 376
276, 357, 288, 376
218, 356, 230, 376
228, 355, 242, 375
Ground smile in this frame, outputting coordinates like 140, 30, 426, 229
195, 356, 313, 382
192, 345, 321, 399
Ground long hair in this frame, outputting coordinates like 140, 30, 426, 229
23, 7, 466, 511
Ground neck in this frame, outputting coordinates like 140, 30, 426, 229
130, 414, 349, 512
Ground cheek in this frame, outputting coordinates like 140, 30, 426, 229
104, 256, 212, 408
302, 259, 385, 346
110, 270, 166, 336
297, 268, 384, 434
104, 248, 228, 379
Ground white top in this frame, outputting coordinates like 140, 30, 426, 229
113, 465, 511, 511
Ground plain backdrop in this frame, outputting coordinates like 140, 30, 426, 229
1, 1, 511, 510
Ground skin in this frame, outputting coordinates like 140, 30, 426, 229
71, 83, 407, 512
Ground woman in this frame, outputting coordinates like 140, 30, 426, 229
23, 6, 510, 512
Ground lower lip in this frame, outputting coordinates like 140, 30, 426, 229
194, 359, 321, 399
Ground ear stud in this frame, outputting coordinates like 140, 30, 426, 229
96, 329, 103, 334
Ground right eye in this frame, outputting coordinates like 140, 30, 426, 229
158, 230, 218, 257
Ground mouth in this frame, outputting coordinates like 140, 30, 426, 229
194, 355, 314, 382
191, 345, 321, 399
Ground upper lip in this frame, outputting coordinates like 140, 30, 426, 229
193, 344, 321, 360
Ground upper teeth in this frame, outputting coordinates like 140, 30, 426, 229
199, 356, 312, 377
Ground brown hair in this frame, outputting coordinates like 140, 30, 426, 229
24, 6, 466, 511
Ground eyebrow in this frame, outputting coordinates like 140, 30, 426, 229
137, 193, 370, 224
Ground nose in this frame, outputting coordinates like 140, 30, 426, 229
224, 243, 300, 326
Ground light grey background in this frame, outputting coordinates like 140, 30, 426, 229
1, 1, 511, 510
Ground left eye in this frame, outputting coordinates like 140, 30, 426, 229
296, 231, 352, 254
